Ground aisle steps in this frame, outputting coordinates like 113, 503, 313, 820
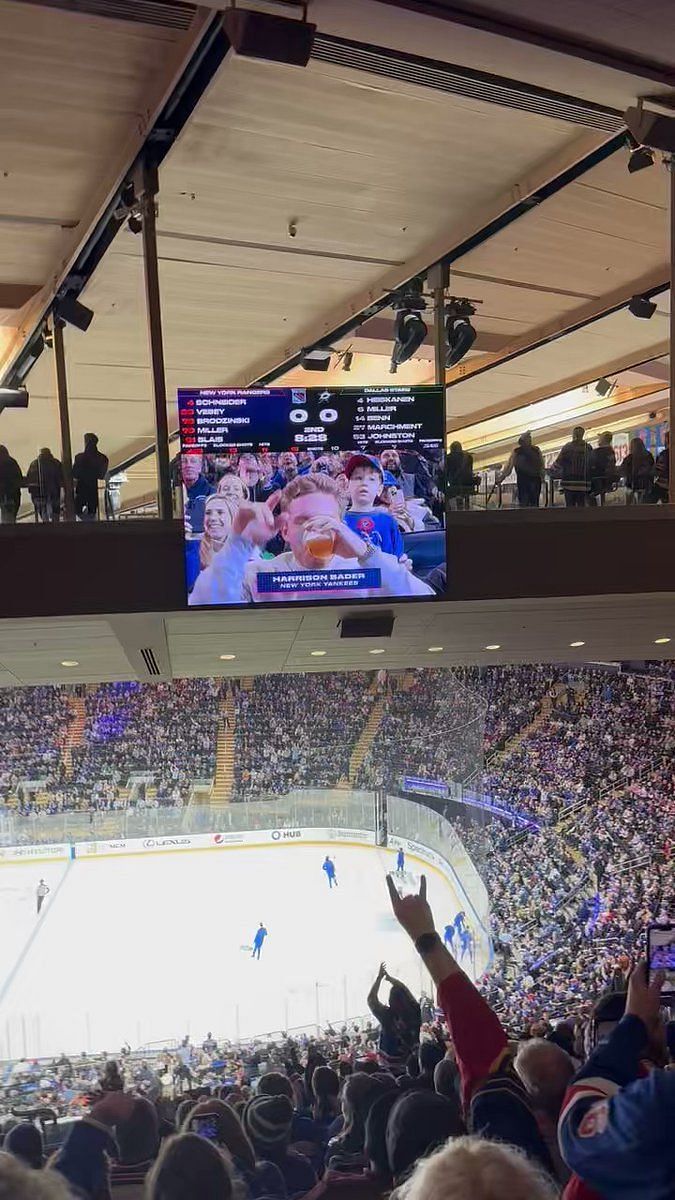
211, 692, 237, 804
348, 697, 386, 785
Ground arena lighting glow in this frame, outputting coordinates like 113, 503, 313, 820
60, 660, 79, 667
654, 637, 671, 644
219, 654, 236, 661
570, 641, 585, 647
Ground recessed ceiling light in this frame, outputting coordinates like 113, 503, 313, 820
569, 641, 585, 648
485, 644, 501, 651
369, 648, 385, 655
219, 654, 236, 661
427, 646, 444, 652
60, 660, 79, 667
654, 637, 671, 645
310, 650, 327, 657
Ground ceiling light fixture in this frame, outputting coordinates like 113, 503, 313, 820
390, 278, 427, 373
300, 346, 333, 372
595, 377, 616, 398
310, 650, 327, 657
427, 646, 444, 652
445, 298, 477, 367
628, 294, 657, 320
654, 637, 671, 645
369, 648, 385, 655
569, 641, 585, 648
485, 644, 501, 651
61, 660, 79, 667
627, 144, 654, 173
219, 654, 236, 661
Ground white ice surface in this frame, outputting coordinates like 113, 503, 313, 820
0, 845, 464, 1057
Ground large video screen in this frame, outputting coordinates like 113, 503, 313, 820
178, 384, 445, 607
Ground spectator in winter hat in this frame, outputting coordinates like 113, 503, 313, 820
4, 1121, 44, 1169
242, 1094, 316, 1198
385, 1090, 464, 1185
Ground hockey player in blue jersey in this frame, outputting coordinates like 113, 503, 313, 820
396, 848, 405, 876
459, 927, 473, 962
443, 923, 455, 950
251, 923, 267, 959
453, 910, 466, 936
322, 855, 338, 888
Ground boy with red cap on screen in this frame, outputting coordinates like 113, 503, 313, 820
343, 454, 405, 558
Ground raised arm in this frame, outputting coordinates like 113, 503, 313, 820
385, 874, 508, 1108
367, 962, 388, 1021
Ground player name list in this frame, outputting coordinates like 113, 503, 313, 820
177, 387, 443, 452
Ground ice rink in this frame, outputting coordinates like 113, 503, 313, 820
0, 843, 465, 1058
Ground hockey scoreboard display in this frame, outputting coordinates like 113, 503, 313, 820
178, 384, 446, 609
177, 385, 444, 454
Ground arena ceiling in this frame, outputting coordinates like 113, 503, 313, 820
0, 0, 672, 514
0, 591, 673, 686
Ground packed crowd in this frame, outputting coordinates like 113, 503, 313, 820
0, 878, 672, 1200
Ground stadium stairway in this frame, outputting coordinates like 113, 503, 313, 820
62, 692, 87, 778
487, 690, 554, 768
211, 692, 237, 805
348, 697, 387, 785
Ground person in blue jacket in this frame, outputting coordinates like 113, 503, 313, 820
251, 923, 268, 959
559, 960, 672, 1199
343, 455, 405, 558
322, 855, 338, 889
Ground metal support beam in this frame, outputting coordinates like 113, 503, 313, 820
427, 262, 449, 389
670, 159, 675, 506
51, 318, 75, 522
137, 159, 173, 522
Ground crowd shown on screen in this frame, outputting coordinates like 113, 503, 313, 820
1, 874, 673, 1199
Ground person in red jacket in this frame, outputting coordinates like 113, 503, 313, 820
384, 874, 554, 1177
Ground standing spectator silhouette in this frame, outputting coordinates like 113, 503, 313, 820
27, 448, 63, 522
444, 442, 475, 510
72, 432, 108, 520
496, 431, 544, 507
552, 426, 593, 507
589, 432, 617, 505
0, 444, 22, 522
651, 430, 669, 502
620, 436, 655, 504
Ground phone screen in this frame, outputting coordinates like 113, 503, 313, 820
647, 922, 675, 994
191, 1115, 219, 1141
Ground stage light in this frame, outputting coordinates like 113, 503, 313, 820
628, 145, 654, 173
390, 310, 428, 372
6, 332, 44, 389
628, 294, 657, 320
55, 294, 94, 333
128, 214, 143, 235
445, 299, 477, 368
595, 377, 615, 397
301, 347, 332, 371
0, 387, 29, 413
